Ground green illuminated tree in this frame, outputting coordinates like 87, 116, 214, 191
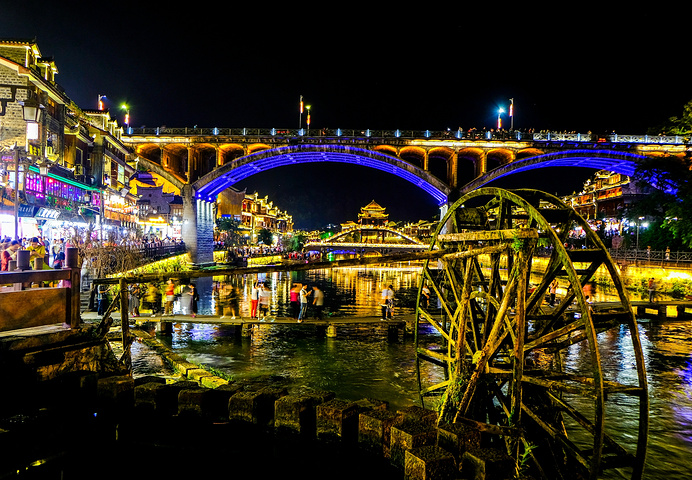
648, 98, 692, 136
631, 154, 692, 249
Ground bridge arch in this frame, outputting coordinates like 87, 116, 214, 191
192, 144, 451, 206
458, 149, 646, 194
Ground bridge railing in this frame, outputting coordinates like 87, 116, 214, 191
608, 248, 692, 264
124, 127, 691, 145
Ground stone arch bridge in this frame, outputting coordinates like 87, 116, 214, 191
122, 127, 689, 263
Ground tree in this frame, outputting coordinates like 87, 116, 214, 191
648, 99, 692, 136
257, 228, 273, 246
631, 154, 692, 249
216, 217, 242, 246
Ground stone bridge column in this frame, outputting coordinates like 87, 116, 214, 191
181, 185, 215, 266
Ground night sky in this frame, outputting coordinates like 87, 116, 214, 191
1, 3, 688, 229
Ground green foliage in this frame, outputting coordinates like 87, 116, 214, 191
257, 228, 273, 246
648, 99, 692, 136
631, 154, 692, 249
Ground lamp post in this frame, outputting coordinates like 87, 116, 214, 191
12, 93, 44, 240
509, 98, 514, 130
299, 95, 304, 130
306, 105, 311, 136
121, 104, 130, 127
497, 107, 504, 130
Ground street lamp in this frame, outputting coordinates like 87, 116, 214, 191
12, 93, 44, 240
306, 105, 311, 135
121, 104, 130, 126
509, 98, 514, 130
497, 107, 504, 130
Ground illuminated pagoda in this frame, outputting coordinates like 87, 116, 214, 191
357, 200, 388, 227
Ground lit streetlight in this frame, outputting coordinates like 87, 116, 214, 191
306, 105, 312, 135
121, 103, 130, 126
497, 107, 504, 130
509, 98, 514, 130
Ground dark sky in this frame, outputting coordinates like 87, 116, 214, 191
1, 2, 688, 229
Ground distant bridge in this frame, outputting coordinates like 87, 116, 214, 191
121, 128, 689, 263
303, 226, 429, 255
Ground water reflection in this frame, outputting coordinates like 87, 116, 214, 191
130, 265, 692, 479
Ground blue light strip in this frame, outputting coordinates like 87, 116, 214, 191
195, 146, 449, 205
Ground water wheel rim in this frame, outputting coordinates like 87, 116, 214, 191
415, 187, 648, 480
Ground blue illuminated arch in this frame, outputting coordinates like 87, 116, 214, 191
460, 150, 646, 194
192, 145, 450, 205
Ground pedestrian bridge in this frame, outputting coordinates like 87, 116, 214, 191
121, 128, 689, 263
303, 226, 428, 255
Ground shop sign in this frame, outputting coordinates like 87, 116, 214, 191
18, 204, 36, 217
35, 207, 61, 219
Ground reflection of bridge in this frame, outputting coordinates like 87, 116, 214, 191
304, 226, 429, 255
121, 128, 689, 264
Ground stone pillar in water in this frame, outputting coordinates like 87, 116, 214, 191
181, 184, 215, 265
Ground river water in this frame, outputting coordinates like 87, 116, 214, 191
129, 265, 692, 479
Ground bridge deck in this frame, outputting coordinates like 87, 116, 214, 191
81, 311, 411, 328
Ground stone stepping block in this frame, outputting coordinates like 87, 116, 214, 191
390, 419, 438, 469
228, 386, 288, 426
436, 422, 482, 463
405, 445, 457, 480
461, 447, 516, 480
398, 405, 438, 426
96, 375, 134, 413
134, 380, 199, 416
275, 390, 335, 437
358, 409, 402, 458
316, 398, 360, 443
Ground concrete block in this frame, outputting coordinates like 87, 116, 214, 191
436, 422, 482, 463
461, 447, 515, 480
316, 398, 360, 443
200, 376, 228, 389
358, 409, 402, 457
405, 445, 456, 480
228, 386, 287, 426
97, 375, 134, 413
390, 419, 438, 469
398, 405, 438, 426
178, 387, 213, 418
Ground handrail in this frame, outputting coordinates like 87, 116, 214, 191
123, 127, 692, 145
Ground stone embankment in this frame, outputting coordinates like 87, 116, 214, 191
95, 327, 515, 479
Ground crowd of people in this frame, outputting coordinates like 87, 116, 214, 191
0, 236, 68, 271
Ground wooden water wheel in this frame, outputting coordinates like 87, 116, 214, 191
415, 187, 648, 480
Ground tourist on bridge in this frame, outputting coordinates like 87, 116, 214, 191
1, 240, 20, 271
421, 283, 431, 310
188, 284, 199, 318
259, 282, 271, 320
298, 284, 311, 322
312, 286, 325, 320
250, 281, 260, 318
290, 283, 302, 319
381, 284, 394, 320
128, 284, 140, 318
549, 278, 559, 307
147, 283, 160, 317
163, 279, 176, 315
648, 278, 656, 303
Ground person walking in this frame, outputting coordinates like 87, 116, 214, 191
147, 283, 160, 317
128, 283, 140, 318
290, 283, 301, 319
259, 282, 271, 320
163, 279, 176, 315
549, 278, 558, 307
97, 284, 109, 316
648, 277, 656, 303
188, 283, 199, 318
250, 281, 260, 318
420, 283, 430, 310
298, 284, 311, 322
312, 285, 324, 320
381, 284, 394, 320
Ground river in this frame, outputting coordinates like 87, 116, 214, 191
128, 265, 692, 479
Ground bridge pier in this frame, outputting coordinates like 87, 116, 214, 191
181, 185, 215, 266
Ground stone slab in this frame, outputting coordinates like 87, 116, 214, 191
405, 445, 456, 480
